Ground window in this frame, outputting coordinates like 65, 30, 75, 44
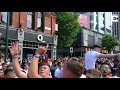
101, 27, 105, 31
90, 14, 94, 21
115, 22, 118, 35
117, 22, 120, 38
1, 12, 7, 23
103, 20, 105, 24
54, 52, 56, 55
98, 38, 102, 45
37, 12, 42, 28
90, 23, 94, 30
103, 13, 104, 17
88, 35, 94, 46
106, 28, 111, 33
27, 12, 33, 29
95, 24, 98, 30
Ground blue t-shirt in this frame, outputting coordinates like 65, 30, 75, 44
50, 65, 57, 78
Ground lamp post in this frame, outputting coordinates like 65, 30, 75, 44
4, 12, 10, 62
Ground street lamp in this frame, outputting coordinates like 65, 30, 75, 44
4, 12, 10, 62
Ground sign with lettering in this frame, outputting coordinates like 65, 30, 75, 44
37, 34, 45, 42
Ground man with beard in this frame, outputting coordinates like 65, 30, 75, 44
100, 62, 112, 78
50, 60, 58, 78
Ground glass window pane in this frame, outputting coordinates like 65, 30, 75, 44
37, 12, 42, 28
1, 12, 7, 23
27, 14, 32, 28
37, 17, 41, 27
38, 12, 42, 18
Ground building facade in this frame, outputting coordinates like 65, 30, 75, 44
77, 14, 90, 29
66, 12, 112, 57
112, 12, 120, 52
90, 12, 112, 35
112, 12, 120, 41
0, 12, 58, 61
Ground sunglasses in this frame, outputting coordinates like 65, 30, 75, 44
100, 67, 109, 70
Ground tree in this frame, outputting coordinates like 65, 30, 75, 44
101, 34, 120, 53
56, 12, 80, 48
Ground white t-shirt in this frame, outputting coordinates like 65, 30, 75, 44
54, 67, 63, 78
84, 51, 101, 70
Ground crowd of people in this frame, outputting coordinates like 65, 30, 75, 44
0, 42, 120, 78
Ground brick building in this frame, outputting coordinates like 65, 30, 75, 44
0, 12, 58, 61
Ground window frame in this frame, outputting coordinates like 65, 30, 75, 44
37, 12, 42, 28
1, 12, 8, 24
27, 12, 33, 29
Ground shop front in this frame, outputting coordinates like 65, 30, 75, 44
0, 27, 57, 62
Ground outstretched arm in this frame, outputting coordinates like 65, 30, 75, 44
9, 42, 27, 78
99, 54, 117, 58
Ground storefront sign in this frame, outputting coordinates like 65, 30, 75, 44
37, 34, 45, 42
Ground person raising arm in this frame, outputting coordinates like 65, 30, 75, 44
9, 42, 27, 78
27, 45, 51, 78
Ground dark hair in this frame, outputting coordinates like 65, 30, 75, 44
57, 62, 62, 66
100, 62, 111, 69
93, 45, 101, 49
52, 60, 58, 65
4, 69, 14, 75
113, 55, 120, 62
111, 68, 119, 76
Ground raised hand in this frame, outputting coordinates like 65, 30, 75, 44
9, 42, 20, 57
35, 45, 48, 55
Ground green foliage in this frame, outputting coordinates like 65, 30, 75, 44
101, 34, 120, 52
56, 12, 80, 48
